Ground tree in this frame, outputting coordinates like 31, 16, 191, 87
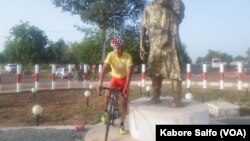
78, 35, 102, 65
219, 53, 233, 63
234, 55, 246, 62
45, 39, 69, 64
195, 56, 204, 65
0, 53, 5, 63
3, 22, 48, 66
76, 27, 143, 66
70, 42, 83, 66
122, 25, 142, 65
246, 47, 250, 64
52, 0, 146, 62
179, 44, 192, 65
203, 49, 232, 63
204, 50, 220, 62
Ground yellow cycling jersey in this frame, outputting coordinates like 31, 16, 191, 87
105, 51, 133, 78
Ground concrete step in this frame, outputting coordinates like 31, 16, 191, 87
84, 117, 137, 141
206, 100, 240, 118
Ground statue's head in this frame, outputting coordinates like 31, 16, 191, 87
155, 0, 171, 7
155, 0, 165, 4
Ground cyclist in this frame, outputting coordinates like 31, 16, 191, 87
98, 37, 133, 135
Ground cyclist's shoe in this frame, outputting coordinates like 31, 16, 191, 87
119, 126, 126, 135
101, 112, 108, 123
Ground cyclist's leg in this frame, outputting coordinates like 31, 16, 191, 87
109, 77, 127, 134
104, 76, 119, 112
115, 77, 127, 134
104, 90, 110, 111
102, 90, 110, 122
108, 77, 119, 119
119, 95, 128, 135
102, 77, 117, 122
120, 95, 128, 122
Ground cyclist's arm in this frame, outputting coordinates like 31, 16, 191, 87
124, 64, 134, 95
98, 63, 110, 96
99, 63, 110, 87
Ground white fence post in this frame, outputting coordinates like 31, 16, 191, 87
35, 64, 39, 90
203, 64, 207, 89
98, 64, 102, 80
83, 64, 88, 88
68, 65, 72, 89
220, 64, 224, 90
238, 62, 243, 90
186, 64, 191, 89
51, 64, 56, 90
141, 64, 146, 88
16, 65, 21, 92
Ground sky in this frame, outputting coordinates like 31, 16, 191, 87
0, 0, 250, 62
0, 0, 84, 51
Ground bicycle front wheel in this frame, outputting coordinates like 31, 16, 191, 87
104, 100, 115, 141
108, 100, 116, 126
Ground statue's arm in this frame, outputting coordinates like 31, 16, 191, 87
140, 26, 146, 52
140, 26, 147, 61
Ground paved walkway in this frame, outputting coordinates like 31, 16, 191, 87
0, 125, 93, 141
0, 116, 250, 141
84, 116, 250, 141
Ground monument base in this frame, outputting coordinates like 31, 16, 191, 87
129, 97, 209, 141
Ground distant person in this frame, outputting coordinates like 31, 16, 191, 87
140, 0, 185, 107
91, 64, 97, 80
98, 37, 133, 135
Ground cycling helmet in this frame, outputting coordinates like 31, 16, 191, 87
110, 37, 124, 47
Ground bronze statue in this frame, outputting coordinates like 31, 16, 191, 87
140, 0, 185, 107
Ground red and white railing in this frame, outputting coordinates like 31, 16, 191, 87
0, 63, 249, 93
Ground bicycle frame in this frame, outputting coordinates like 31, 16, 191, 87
101, 87, 122, 141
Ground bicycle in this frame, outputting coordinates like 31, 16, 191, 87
99, 86, 122, 141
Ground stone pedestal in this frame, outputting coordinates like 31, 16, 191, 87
206, 100, 240, 118
129, 97, 209, 141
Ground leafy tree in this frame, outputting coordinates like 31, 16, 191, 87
0, 53, 5, 63
234, 55, 246, 62
203, 49, 233, 63
246, 47, 250, 64
204, 50, 220, 62
52, 0, 146, 62
70, 42, 83, 66
45, 39, 69, 64
45, 41, 56, 63
195, 56, 204, 65
76, 27, 143, 66
122, 25, 141, 65
78, 35, 102, 65
3, 22, 48, 66
219, 53, 233, 63
179, 44, 192, 65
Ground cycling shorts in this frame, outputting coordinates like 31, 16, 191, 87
109, 77, 126, 96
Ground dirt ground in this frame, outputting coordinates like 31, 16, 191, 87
0, 88, 104, 127
0, 84, 250, 127
0, 85, 147, 127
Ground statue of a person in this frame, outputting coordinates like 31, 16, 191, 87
140, 0, 185, 107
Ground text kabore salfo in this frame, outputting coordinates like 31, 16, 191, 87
159, 128, 246, 138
